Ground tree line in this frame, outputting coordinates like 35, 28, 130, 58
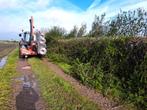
45, 8, 147, 40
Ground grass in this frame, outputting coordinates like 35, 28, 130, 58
29, 58, 100, 110
57, 62, 71, 73
0, 49, 18, 110
47, 55, 138, 110
47, 53, 72, 74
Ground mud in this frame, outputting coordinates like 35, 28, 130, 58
12, 59, 46, 110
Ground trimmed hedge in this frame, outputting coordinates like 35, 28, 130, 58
47, 37, 147, 110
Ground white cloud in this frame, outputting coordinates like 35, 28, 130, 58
30, 8, 85, 31
0, 0, 20, 9
36, 0, 53, 7
0, 0, 147, 40
0, 0, 83, 31
0, 0, 53, 11
88, 0, 101, 9
122, 0, 147, 11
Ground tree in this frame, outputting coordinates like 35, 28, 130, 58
67, 26, 78, 38
77, 24, 87, 37
89, 13, 106, 37
45, 26, 66, 44
107, 8, 147, 37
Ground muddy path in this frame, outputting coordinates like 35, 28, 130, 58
12, 59, 46, 110
43, 58, 124, 110
11, 58, 124, 110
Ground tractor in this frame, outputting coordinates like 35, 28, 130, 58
19, 16, 47, 58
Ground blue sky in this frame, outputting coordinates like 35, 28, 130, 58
69, 0, 94, 10
0, 0, 147, 40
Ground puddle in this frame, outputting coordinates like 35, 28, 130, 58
23, 82, 31, 88
0, 56, 7, 69
15, 75, 36, 89
15, 77, 25, 81
22, 66, 31, 70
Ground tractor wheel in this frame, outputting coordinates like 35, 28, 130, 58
38, 54, 43, 59
19, 51, 25, 59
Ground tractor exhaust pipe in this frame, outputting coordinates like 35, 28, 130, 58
29, 16, 34, 41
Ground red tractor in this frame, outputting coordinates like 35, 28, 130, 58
19, 16, 47, 58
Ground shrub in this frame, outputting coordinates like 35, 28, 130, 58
46, 37, 147, 109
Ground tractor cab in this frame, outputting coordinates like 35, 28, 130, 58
19, 32, 30, 45
19, 31, 37, 58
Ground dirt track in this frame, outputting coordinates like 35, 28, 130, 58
42, 58, 123, 110
11, 58, 123, 110
12, 59, 46, 110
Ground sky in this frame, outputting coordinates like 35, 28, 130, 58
0, 0, 147, 40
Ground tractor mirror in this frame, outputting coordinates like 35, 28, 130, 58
19, 34, 22, 37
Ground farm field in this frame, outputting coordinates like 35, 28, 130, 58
0, 41, 17, 58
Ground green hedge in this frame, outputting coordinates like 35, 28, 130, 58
47, 37, 147, 110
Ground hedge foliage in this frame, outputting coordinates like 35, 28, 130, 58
47, 37, 147, 110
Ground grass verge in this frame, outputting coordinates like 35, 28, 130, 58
29, 58, 100, 110
0, 49, 18, 110
47, 53, 72, 74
